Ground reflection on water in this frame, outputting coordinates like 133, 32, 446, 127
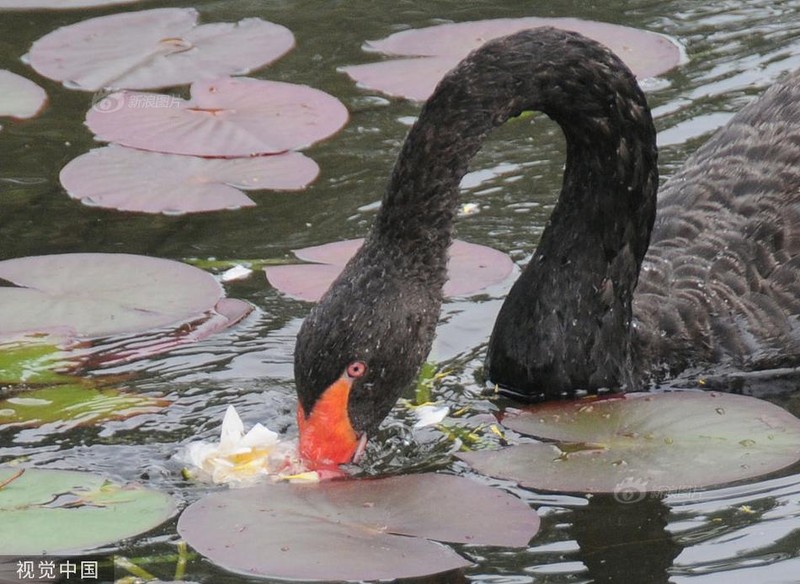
2, 0, 800, 582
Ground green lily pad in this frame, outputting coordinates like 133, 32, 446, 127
0, 468, 175, 554
178, 473, 539, 581
0, 340, 74, 385
459, 392, 800, 494
0, 384, 169, 430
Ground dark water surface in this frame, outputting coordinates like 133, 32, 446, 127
2, 0, 800, 582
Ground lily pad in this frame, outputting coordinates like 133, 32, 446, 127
0, 468, 175, 554
85, 77, 349, 157
0, 253, 226, 338
26, 8, 294, 91
265, 238, 514, 302
178, 473, 539, 581
0, 341, 73, 385
340, 17, 682, 101
0, 70, 47, 120
76, 297, 253, 368
60, 145, 319, 215
0, 384, 169, 430
0, 0, 143, 8
458, 392, 800, 494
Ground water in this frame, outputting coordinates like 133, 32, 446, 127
2, 0, 800, 582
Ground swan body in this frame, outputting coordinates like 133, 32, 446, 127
633, 88, 800, 378
294, 27, 800, 467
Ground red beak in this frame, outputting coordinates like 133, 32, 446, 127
297, 375, 361, 470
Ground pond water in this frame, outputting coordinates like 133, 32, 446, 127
3, 0, 800, 582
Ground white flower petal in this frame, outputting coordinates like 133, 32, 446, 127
218, 405, 245, 452
241, 422, 279, 448
221, 265, 253, 282
413, 404, 449, 428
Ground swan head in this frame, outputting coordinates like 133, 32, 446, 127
295, 360, 369, 470
293, 247, 442, 470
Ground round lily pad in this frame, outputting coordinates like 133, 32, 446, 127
0, 468, 175, 554
178, 473, 539, 581
60, 146, 319, 214
265, 238, 514, 301
0, 253, 224, 338
85, 77, 349, 157
26, 8, 294, 91
340, 17, 682, 101
458, 392, 800, 494
0, 70, 47, 120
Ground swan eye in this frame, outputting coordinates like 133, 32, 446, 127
346, 361, 367, 378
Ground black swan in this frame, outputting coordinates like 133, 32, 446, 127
294, 27, 800, 467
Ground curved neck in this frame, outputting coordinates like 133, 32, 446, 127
375, 28, 659, 394
375, 27, 656, 271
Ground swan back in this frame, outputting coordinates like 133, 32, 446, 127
635, 70, 800, 378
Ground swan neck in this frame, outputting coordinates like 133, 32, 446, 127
375, 29, 656, 272
374, 28, 660, 395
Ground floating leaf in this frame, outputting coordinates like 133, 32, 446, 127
266, 238, 514, 302
341, 17, 682, 101
0, 468, 175, 554
0, 253, 225, 338
0, 340, 73, 385
26, 8, 294, 91
0, 0, 143, 8
75, 297, 253, 368
60, 145, 319, 215
85, 77, 349, 157
0, 383, 168, 430
178, 473, 539, 581
459, 392, 800, 494
0, 70, 47, 120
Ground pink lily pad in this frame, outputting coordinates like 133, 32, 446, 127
265, 238, 514, 302
0, 253, 229, 338
341, 17, 682, 101
85, 77, 349, 157
0, 0, 143, 8
0, 70, 47, 120
177, 473, 539, 581
86, 297, 254, 367
26, 8, 294, 91
459, 392, 800, 494
59, 145, 319, 215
